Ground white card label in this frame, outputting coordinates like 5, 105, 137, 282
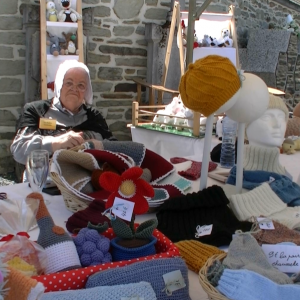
121, 297, 144, 300
162, 270, 186, 295
262, 244, 300, 273
195, 224, 213, 238
257, 217, 275, 230
112, 197, 134, 221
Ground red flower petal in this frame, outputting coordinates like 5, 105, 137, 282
121, 167, 143, 181
100, 172, 122, 192
136, 178, 154, 198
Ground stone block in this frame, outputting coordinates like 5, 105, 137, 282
97, 67, 123, 81
0, 60, 25, 76
144, 8, 169, 20
115, 57, 147, 67
92, 82, 113, 92
113, 26, 135, 36
94, 6, 110, 17
0, 94, 24, 108
0, 46, 13, 59
0, 78, 22, 93
0, 32, 25, 45
113, 0, 143, 19
99, 45, 146, 56
88, 53, 110, 64
0, 0, 18, 14
0, 16, 22, 30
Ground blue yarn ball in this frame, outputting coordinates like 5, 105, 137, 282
76, 245, 84, 256
80, 253, 91, 267
83, 241, 96, 254
85, 229, 101, 243
91, 250, 104, 263
102, 252, 112, 263
79, 227, 90, 235
96, 237, 110, 253
73, 234, 85, 246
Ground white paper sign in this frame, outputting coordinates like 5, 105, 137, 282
162, 270, 186, 294
257, 217, 275, 230
262, 244, 300, 273
195, 224, 213, 238
112, 197, 135, 221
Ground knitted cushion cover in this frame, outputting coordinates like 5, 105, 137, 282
32, 227, 180, 293
156, 185, 253, 247
41, 281, 157, 300
86, 257, 191, 300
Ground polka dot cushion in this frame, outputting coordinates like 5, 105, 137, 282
32, 227, 180, 292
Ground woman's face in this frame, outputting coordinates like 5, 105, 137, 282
246, 108, 287, 148
60, 68, 88, 113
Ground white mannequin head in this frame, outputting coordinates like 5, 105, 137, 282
246, 94, 289, 148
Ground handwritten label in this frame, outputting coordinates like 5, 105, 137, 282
121, 297, 144, 300
195, 225, 213, 238
112, 197, 134, 221
262, 244, 300, 273
162, 270, 186, 294
257, 217, 275, 230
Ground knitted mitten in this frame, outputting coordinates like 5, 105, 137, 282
170, 157, 217, 180
217, 269, 300, 300
175, 240, 224, 273
4, 267, 45, 300
26, 192, 81, 274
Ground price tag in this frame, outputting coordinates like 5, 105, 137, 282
257, 217, 275, 230
162, 270, 186, 294
121, 297, 144, 300
112, 197, 134, 221
195, 225, 213, 238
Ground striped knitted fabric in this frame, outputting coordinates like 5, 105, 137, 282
86, 257, 191, 300
26, 193, 81, 274
41, 282, 157, 300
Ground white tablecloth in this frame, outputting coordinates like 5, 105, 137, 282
1, 151, 300, 300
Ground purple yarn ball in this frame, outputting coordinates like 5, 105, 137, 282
83, 241, 96, 254
76, 245, 84, 256
91, 250, 104, 263
73, 234, 85, 246
0, 270, 3, 283
80, 253, 91, 267
85, 229, 101, 243
102, 252, 112, 263
96, 237, 110, 253
79, 227, 90, 235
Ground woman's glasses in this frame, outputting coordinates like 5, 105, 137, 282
63, 81, 86, 92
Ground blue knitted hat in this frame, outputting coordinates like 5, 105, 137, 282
86, 257, 191, 300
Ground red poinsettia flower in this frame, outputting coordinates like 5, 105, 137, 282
99, 167, 154, 215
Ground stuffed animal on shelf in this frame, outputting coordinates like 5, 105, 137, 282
199, 34, 211, 47
294, 138, 300, 150
46, 32, 66, 56
217, 28, 233, 47
58, 0, 82, 23
62, 31, 78, 55
282, 138, 296, 155
46, 1, 58, 22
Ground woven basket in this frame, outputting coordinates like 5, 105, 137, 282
198, 252, 229, 300
50, 144, 93, 213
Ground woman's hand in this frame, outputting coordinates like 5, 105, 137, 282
52, 131, 85, 152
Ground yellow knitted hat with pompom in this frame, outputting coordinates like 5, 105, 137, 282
179, 55, 241, 117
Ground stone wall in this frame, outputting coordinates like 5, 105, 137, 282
0, 0, 300, 175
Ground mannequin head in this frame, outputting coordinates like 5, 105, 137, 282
246, 94, 289, 148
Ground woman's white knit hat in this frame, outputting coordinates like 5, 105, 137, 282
54, 60, 93, 105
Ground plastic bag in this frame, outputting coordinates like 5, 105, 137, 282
0, 196, 47, 275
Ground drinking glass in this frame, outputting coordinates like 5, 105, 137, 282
26, 150, 49, 193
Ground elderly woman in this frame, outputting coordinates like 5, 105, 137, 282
11, 60, 115, 166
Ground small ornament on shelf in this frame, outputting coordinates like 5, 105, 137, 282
62, 31, 78, 55
46, 1, 58, 22
58, 0, 82, 23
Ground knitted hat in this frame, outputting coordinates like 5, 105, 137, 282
243, 145, 286, 175
40, 282, 156, 300
26, 192, 81, 274
54, 60, 93, 105
66, 198, 111, 233
229, 183, 286, 221
294, 101, 300, 117
175, 240, 224, 273
217, 269, 299, 300
252, 220, 300, 246
156, 185, 253, 247
179, 55, 241, 117
86, 257, 191, 300
4, 267, 45, 300
285, 116, 300, 137
223, 233, 292, 284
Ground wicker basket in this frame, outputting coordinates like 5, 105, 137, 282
198, 252, 229, 300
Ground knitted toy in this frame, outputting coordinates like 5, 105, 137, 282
62, 31, 78, 55
58, 0, 82, 22
285, 102, 300, 137
217, 28, 233, 47
27, 192, 81, 274
282, 138, 296, 154
46, 32, 65, 56
73, 222, 112, 267
46, 1, 58, 22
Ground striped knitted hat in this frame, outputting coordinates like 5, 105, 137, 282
175, 240, 224, 273
26, 193, 81, 274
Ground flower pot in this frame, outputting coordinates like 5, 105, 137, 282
110, 236, 157, 261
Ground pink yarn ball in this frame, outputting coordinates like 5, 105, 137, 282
0, 270, 4, 283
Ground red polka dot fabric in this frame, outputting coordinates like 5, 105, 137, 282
32, 227, 180, 292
